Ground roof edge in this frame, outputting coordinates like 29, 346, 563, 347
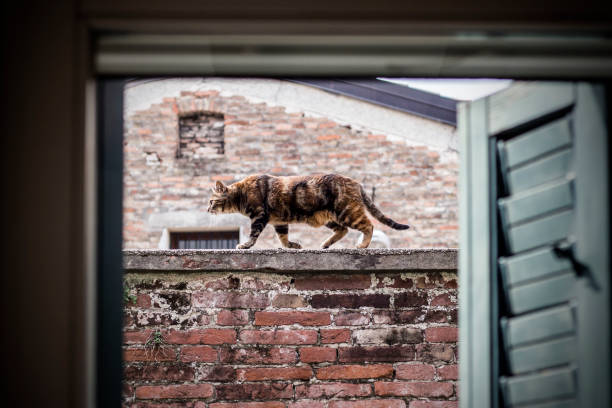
290, 78, 457, 126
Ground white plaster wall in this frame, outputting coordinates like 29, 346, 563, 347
125, 78, 458, 153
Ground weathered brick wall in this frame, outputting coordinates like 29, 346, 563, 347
124, 84, 458, 249
122, 249, 458, 408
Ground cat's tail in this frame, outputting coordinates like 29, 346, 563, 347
360, 186, 410, 230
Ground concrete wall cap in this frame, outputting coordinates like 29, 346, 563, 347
123, 248, 457, 272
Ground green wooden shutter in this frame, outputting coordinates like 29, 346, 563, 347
459, 82, 610, 408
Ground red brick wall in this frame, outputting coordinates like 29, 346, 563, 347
124, 88, 458, 249
123, 270, 458, 408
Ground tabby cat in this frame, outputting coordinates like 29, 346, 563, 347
207, 174, 410, 249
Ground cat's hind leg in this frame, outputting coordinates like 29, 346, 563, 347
346, 210, 373, 248
355, 221, 374, 248
274, 224, 302, 249
321, 221, 349, 249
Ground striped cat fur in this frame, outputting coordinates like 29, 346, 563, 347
207, 174, 409, 249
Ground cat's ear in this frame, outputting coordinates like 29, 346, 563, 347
215, 181, 228, 194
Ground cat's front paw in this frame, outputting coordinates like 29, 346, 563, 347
236, 243, 253, 249
287, 242, 302, 249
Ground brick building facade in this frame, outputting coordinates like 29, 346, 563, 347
123, 78, 458, 249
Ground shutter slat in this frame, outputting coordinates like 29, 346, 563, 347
499, 247, 573, 287
498, 116, 572, 169
506, 272, 575, 315
505, 149, 572, 194
508, 336, 576, 375
506, 210, 573, 254
513, 399, 576, 408
502, 305, 575, 347
500, 367, 576, 406
499, 178, 573, 227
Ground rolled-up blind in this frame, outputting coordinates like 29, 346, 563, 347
94, 34, 612, 77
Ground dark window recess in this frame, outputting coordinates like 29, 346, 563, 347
170, 230, 239, 249
178, 112, 225, 159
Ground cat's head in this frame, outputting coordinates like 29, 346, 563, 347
207, 181, 231, 214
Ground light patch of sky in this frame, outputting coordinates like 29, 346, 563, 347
379, 78, 513, 101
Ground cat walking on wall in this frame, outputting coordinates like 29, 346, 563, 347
207, 174, 409, 249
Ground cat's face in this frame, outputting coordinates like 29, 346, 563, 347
207, 195, 228, 214
207, 181, 230, 214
